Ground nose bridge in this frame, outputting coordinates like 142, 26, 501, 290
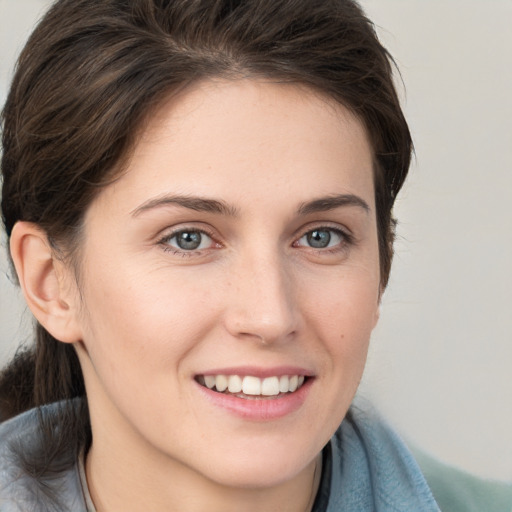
225, 245, 297, 344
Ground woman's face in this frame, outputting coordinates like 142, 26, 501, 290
71, 79, 380, 488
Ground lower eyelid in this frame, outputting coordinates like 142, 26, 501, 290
295, 227, 351, 247
158, 228, 217, 251
157, 225, 352, 254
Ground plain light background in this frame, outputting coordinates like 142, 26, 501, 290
1, 0, 511, 481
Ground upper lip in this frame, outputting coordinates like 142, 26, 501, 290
196, 366, 314, 378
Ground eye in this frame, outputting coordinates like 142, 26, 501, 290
161, 229, 214, 252
296, 228, 346, 249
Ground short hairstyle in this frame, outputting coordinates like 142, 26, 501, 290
0, 0, 411, 482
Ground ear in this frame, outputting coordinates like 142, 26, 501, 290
372, 286, 382, 330
372, 304, 380, 329
9, 221, 82, 343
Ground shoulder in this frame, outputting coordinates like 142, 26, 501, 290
0, 406, 41, 509
0, 403, 87, 512
412, 448, 512, 512
328, 400, 512, 512
325, 400, 440, 511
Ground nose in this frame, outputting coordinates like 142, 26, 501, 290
223, 250, 299, 345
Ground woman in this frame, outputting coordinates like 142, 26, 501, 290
0, 0, 439, 510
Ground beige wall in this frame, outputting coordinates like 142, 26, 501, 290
1, 0, 511, 480
359, 0, 512, 480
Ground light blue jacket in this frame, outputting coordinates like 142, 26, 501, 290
1, 400, 505, 511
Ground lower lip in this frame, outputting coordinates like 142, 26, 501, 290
195, 378, 313, 421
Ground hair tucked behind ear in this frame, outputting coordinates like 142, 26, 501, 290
1, 0, 411, 479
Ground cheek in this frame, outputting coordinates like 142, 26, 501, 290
77, 263, 219, 387
301, 269, 379, 366
76, 272, 218, 437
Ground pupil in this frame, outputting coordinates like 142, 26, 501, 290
177, 231, 201, 250
307, 230, 331, 248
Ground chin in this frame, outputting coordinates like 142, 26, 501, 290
186, 435, 320, 490
204, 458, 311, 490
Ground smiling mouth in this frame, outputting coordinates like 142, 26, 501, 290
196, 374, 308, 399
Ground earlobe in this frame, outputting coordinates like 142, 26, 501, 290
373, 306, 380, 329
9, 221, 82, 343
373, 285, 383, 328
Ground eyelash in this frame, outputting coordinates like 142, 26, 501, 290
157, 225, 353, 256
293, 226, 353, 254
157, 227, 218, 256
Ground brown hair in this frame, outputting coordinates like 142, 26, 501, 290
0, 0, 411, 482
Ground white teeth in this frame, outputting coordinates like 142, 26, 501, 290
261, 376, 280, 396
279, 375, 290, 393
242, 376, 261, 395
202, 374, 307, 396
228, 375, 243, 393
215, 375, 228, 392
204, 375, 216, 389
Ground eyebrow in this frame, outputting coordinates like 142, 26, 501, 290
131, 192, 369, 218
130, 194, 239, 217
297, 194, 370, 215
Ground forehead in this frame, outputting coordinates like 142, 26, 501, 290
91, 79, 375, 216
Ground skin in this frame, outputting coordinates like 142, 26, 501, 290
15, 79, 381, 511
